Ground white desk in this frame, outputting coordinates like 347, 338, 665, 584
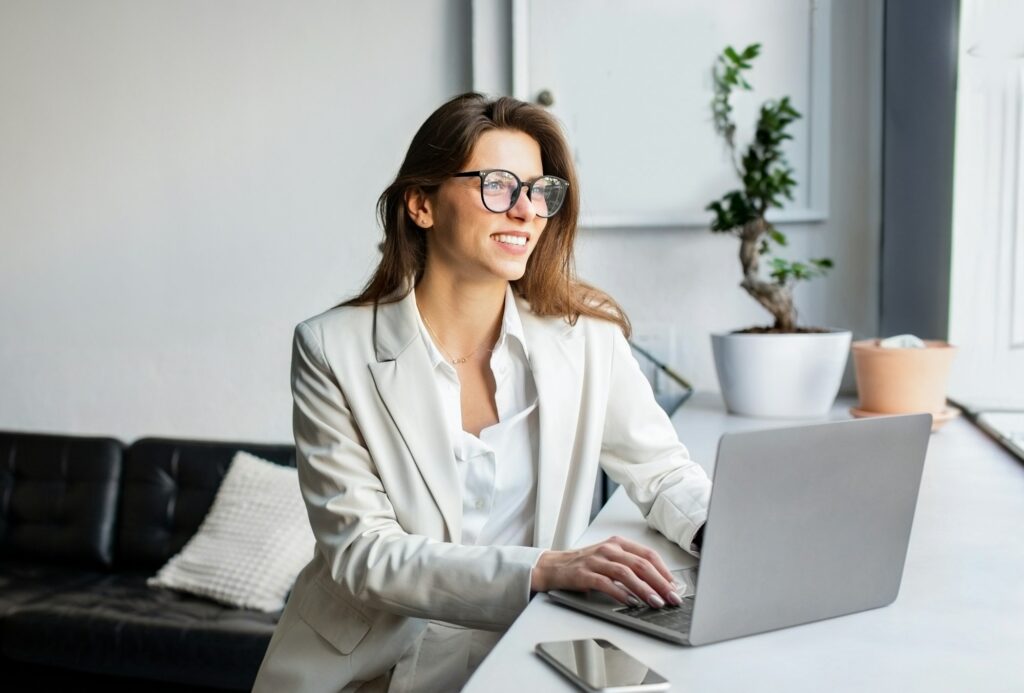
465, 393, 1024, 692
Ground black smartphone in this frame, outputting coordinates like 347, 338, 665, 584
535, 638, 670, 692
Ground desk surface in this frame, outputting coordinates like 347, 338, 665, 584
465, 393, 1024, 692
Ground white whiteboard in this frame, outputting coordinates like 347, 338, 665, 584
507, 0, 830, 228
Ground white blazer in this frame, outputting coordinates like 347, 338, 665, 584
254, 289, 712, 692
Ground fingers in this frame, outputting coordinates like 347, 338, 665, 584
600, 559, 666, 608
602, 556, 677, 608
611, 581, 646, 608
599, 576, 644, 608
608, 536, 676, 585
589, 578, 649, 609
599, 537, 681, 607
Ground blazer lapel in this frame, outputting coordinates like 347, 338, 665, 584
367, 292, 462, 542
517, 295, 584, 549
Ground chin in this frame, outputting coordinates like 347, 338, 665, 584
496, 260, 529, 282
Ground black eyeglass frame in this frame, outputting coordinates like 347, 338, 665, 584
451, 169, 569, 218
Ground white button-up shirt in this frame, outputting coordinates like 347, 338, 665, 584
413, 283, 539, 548
389, 285, 541, 692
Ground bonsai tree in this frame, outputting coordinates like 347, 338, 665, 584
706, 43, 833, 333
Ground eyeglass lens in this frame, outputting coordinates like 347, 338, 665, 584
481, 170, 567, 217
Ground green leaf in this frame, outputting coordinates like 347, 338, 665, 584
769, 257, 792, 284
768, 228, 788, 246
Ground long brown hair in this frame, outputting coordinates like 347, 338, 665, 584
342, 92, 630, 337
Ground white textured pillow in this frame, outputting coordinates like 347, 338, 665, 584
148, 450, 315, 612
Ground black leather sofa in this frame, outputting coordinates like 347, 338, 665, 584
0, 430, 295, 691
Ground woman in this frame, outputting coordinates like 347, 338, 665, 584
254, 93, 711, 692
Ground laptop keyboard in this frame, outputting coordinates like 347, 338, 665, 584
615, 597, 695, 632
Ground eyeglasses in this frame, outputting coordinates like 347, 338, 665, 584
452, 169, 569, 218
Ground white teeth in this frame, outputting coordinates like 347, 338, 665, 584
494, 234, 527, 246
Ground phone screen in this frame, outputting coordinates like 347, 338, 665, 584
535, 638, 669, 691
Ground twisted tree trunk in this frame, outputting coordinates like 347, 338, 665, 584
737, 217, 798, 332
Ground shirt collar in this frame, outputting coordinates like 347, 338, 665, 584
411, 287, 447, 371
412, 284, 530, 371
498, 283, 530, 360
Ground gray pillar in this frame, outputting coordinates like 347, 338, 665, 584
880, 0, 960, 339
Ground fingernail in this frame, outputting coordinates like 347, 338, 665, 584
627, 595, 644, 608
667, 591, 683, 606
648, 593, 665, 608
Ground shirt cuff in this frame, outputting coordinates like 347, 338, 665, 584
689, 524, 705, 557
523, 546, 548, 602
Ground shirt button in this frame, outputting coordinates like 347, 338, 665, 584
475, 500, 485, 510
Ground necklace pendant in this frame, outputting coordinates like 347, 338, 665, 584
453, 357, 467, 364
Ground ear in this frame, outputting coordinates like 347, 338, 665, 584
404, 187, 434, 229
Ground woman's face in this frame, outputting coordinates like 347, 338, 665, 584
414, 128, 549, 286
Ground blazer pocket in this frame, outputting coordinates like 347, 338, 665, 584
297, 577, 371, 655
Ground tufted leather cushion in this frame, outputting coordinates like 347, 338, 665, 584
1, 572, 279, 690
0, 559, 103, 618
0, 431, 122, 568
117, 438, 295, 570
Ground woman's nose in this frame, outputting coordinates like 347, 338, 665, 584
508, 184, 537, 220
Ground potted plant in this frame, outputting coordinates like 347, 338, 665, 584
705, 43, 851, 417
850, 336, 959, 430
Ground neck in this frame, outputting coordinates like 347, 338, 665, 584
415, 270, 506, 357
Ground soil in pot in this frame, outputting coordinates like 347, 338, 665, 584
735, 325, 831, 334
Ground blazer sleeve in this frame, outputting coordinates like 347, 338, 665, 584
598, 326, 712, 557
290, 322, 544, 630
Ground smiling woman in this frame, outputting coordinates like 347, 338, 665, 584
253, 93, 712, 693
345, 93, 625, 331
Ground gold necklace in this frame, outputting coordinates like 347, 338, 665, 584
421, 314, 494, 365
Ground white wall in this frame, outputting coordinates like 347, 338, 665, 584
0, 0, 881, 443
0, 0, 470, 442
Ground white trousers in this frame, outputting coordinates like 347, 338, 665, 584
387, 621, 504, 692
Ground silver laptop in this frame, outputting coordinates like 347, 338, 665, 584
548, 413, 933, 646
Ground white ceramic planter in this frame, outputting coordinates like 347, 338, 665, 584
711, 330, 852, 418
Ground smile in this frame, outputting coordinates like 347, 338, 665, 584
492, 234, 528, 246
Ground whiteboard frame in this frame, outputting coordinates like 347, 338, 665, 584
474, 0, 832, 229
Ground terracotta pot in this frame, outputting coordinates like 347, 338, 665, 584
851, 339, 957, 414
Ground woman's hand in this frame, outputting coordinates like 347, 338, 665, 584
530, 536, 683, 608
